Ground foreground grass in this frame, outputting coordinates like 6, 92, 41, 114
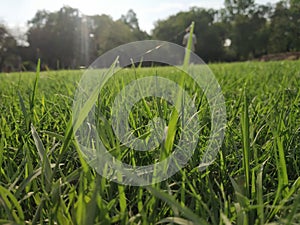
0, 60, 300, 224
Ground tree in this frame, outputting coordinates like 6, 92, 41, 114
268, 1, 295, 53
89, 13, 149, 56
289, 0, 300, 50
13, 1, 300, 67
152, 7, 227, 62
25, 7, 150, 69
0, 25, 19, 71
223, 1, 270, 60
249, 5, 271, 57
120, 9, 149, 40
121, 9, 140, 30
224, 0, 255, 17
27, 7, 82, 69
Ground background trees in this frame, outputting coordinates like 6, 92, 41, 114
152, 8, 227, 62
152, 0, 300, 62
0, 25, 19, 71
26, 7, 81, 69
22, 7, 148, 70
268, 0, 300, 53
1, 1, 300, 71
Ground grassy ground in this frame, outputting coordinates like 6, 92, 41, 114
0, 60, 300, 224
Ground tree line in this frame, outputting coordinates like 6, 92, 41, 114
0, 0, 299, 71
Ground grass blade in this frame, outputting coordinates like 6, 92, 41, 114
0, 185, 25, 224
30, 59, 40, 114
241, 89, 250, 198
31, 124, 52, 189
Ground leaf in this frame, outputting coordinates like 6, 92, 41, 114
31, 124, 52, 188
146, 186, 208, 225
73, 57, 119, 132
0, 185, 25, 224
157, 217, 195, 225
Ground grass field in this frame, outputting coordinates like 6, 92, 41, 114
0, 60, 300, 224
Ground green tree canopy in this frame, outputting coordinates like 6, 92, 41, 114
3, 1, 300, 70
0, 24, 19, 71
152, 7, 227, 62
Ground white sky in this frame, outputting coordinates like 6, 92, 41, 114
0, 0, 279, 34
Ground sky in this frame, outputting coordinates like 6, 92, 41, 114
0, 0, 279, 34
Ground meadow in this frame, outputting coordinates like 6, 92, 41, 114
0, 60, 300, 224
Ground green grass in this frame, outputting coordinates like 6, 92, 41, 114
0, 60, 300, 224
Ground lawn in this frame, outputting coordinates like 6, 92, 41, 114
0, 60, 300, 224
